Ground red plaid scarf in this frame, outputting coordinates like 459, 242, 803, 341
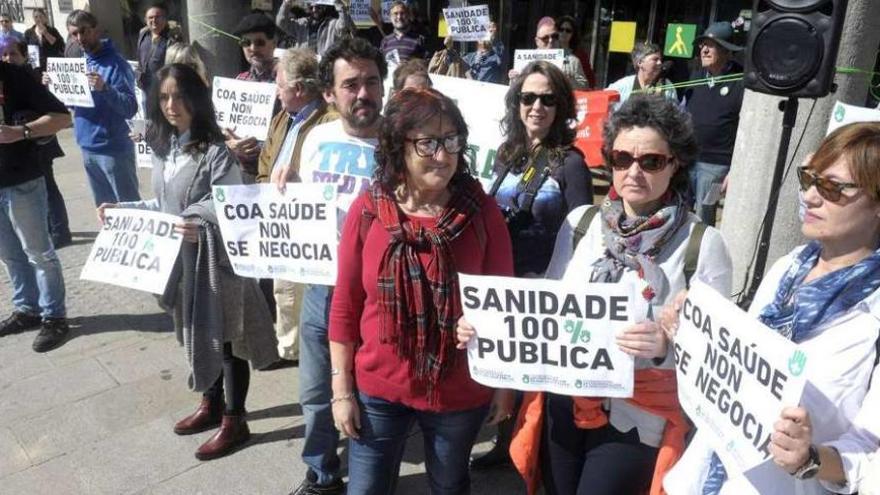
371, 175, 485, 403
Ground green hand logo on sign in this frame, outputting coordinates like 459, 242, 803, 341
522, 375, 530, 384
834, 104, 846, 122
788, 350, 807, 377
216, 187, 226, 203
323, 184, 335, 201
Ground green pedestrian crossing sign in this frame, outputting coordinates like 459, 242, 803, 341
664, 23, 697, 58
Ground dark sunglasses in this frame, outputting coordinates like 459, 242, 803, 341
407, 135, 465, 157
559, 27, 573, 34
796, 167, 859, 202
536, 33, 560, 43
519, 92, 558, 107
239, 38, 267, 48
609, 150, 674, 172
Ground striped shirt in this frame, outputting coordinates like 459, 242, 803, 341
379, 30, 426, 62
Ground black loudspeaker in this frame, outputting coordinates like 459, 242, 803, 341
744, 0, 849, 98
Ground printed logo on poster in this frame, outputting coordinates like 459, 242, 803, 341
459, 274, 638, 397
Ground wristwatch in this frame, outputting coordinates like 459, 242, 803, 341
22, 124, 32, 141
793, 444, 821, 480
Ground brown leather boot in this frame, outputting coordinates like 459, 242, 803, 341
173, 397, 224, 435
194, 414, 250, 461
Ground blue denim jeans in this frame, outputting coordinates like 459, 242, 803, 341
0, 178, 66, 319
299, 284, 340, 484
82, 148, 140, 206
688, 161, 729, 227
347, 392, 489, 495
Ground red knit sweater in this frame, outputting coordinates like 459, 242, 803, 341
329, 192, 514, 412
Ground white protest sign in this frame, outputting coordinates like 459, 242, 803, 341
214, 183, 339, 285
307, 0, 336, 5
45, 57, 94, 108
350, 0, 374, 27
81, 209, 184, 294
212, 76, 276, 141
513, 49, 565, 72
126, 119, 153, 168
442, 5, 491, 42
827, 100, 880, 135
427, 75, 506, 190
128, 60, 147, 120
459, 274, 637, 397
674, 281, 809, 477
27, 45, 40, 68
381, 0, 392, 22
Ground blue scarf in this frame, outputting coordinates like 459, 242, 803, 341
703, 241, 880, 494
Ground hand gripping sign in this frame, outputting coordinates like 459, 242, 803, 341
214, 183, 339, 285
674, 281, 809, 479
81, 209, 184, 294
459, 274, 637, 397
212, 76, 277, 141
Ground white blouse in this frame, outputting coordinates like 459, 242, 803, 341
664, 245, 880, 495
545, 205, 733, 447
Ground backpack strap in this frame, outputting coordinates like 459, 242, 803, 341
572, 206, 600, 252
683, 222, 707, 289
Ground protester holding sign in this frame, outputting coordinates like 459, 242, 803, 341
606, 41, 676, 108
664, 122, 880, 495
328, 87, 514, 495
556, 15, 595, 89
508, 17, 588, 90
471, 60, 594, 469
23, 8, 64, 71
98, 64, 277, 462
459, 94, 732, 494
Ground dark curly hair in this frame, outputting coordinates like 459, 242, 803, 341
497, 61, 576, 172
319, 36, 387, 89
374, 88, 470, 191
601, 93, 698, 194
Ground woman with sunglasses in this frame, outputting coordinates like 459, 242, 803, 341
328, 87, 515, 494
98, 64, 278, 461
663, 122, 880, 495
556, 15, 595, 89
469, 60, 594, 470
459, 94, 732, 494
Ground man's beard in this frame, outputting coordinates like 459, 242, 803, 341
346, 99, 379, 129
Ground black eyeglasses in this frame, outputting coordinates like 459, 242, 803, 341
609, 150, 674, 172
796, 167, 859, 202
536, 33, 560, 43
239, 38, 267, 48
519, 92, 558, 107
407, 135, 465, 157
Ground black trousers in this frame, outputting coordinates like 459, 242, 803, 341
203, 343, 250, 415
541, 393, 659, 495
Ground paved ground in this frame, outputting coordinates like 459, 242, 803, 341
0, 130, 523, 495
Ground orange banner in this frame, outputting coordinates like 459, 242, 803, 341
573, 90, 620, 168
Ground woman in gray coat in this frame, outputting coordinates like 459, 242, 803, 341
98, 63, 277, 461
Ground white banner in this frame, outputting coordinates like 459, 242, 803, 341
442, 5, 491, 42
674, 281, 809, 477
381, 0, 392, 22
81, 209, 184, 294
308, 0, 336, 4
214, 183, 339, 285
27, 44, 40, 68
350, 0, 373, 26
428, 75, 506, 189
827, 100, 880, 135
45, 57, 94, 108
459, 274, 637, 397
128, 60, 147, 120
212, 76, 276, 141
513, 49, 565, 72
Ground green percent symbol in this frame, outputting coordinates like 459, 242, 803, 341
564, 320, 591, 344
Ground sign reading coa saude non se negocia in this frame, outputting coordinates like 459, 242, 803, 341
459, 274, 638, 397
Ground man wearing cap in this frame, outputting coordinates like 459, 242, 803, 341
225, 13, 280, 184
684, 21, 744, 226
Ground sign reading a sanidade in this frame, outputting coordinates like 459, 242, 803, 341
827, 100, 880, 135
442, 5, 491, 42
212, 76, 276, 141
459, 274, 637, 397
513, 49, 565, 71
214, 183, 338, 285
45, 57, 94, 108
674, 281, 809, 477
81, 209, 184, 294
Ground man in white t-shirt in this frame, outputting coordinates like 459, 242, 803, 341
281, 36, 386, 495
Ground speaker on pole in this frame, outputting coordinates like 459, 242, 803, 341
744, 0, 849, 98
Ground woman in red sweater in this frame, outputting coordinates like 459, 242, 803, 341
328, 87, 515, 494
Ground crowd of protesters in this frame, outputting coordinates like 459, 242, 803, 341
1, 1, 879, 495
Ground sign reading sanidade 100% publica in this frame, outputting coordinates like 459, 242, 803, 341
459, 274, 638, 397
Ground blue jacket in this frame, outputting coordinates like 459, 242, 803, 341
76, 38, 137, 153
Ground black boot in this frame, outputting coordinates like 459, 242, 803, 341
470, 416, 514, 470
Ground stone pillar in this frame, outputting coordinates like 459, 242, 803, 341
721, 0, 880, 304
185, 0, 247, 79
